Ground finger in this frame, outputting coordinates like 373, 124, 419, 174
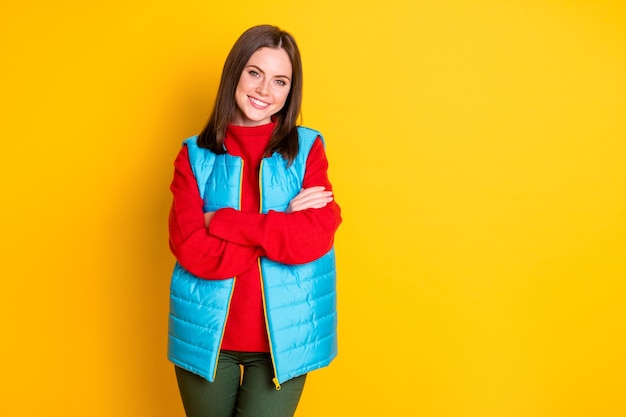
290, 194, 332, 210
295, 186, 326, 197
292, 189, 332, 203
290, 194, 333, 212
293, 187, 324, 200
294, 192, 332, 204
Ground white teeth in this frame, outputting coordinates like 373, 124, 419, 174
250, 97, 269, 107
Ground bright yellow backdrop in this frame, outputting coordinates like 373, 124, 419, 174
1, 1, 625, 416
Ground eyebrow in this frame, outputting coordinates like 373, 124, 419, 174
246, 64, 291, 81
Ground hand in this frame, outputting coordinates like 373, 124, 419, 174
287, 186, 333, 213
204, 211, 215, 227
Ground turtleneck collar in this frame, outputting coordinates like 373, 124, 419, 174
224, 120, 277, 166
226, 120, 276, 138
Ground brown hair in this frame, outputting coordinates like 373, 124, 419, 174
197, 25, 303, 164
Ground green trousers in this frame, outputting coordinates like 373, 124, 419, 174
175, 351, 307, 417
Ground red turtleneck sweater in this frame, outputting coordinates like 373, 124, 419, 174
168, 122, 341, 352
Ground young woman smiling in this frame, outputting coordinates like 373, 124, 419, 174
167, 25, 341, 417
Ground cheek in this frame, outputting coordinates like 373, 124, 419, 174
235, 74, 254, 93
235, 79, 246, 95
275, 89, 291, 106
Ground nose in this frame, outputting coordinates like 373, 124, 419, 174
256, 79, 270, 96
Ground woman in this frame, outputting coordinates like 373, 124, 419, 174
167, 25, 341, 417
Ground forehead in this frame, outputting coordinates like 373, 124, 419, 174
246, 47, 292, 75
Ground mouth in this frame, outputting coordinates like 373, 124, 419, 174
248, 96, 270, 109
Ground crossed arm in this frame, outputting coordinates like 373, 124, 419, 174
169, 139, 341, 280
203, 186, 333, 226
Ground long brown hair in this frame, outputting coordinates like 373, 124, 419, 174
197, 25, 303, 164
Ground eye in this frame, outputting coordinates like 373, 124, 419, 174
275, 79, 288, 87
248, 70, 260, 77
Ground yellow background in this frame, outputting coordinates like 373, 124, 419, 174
1, 1, 625, 416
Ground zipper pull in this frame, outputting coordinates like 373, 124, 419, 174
272, 377, 282, 391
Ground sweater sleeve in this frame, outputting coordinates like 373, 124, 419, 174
208, 137, 342, 265
168, 146, 263, 279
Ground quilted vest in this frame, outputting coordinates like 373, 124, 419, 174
168, 127, 337, 387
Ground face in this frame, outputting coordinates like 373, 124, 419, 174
232, 47, 293, 127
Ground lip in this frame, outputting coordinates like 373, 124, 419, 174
248, 96, 270, 109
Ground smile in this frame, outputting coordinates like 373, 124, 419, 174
248, 96, 270, 109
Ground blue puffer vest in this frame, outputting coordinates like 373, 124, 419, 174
168, 126, 337, 388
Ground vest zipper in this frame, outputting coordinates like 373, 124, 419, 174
258, 259, 281, 390
213, 277, 236, 381
214, 158, 245, 381
258, 160, 282, 390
